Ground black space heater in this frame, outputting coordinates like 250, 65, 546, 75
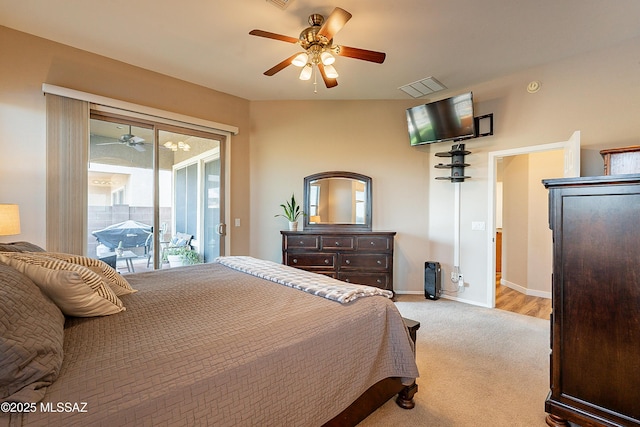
424, 261, 441, 300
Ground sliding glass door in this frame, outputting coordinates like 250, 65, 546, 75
88, 115, 225, 273
164, 129, 224, 265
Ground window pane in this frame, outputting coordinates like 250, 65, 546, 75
88, 118, 154, 273
161, 129, 222, 267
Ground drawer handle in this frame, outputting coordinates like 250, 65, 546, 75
335, 241, 340, 246
324, 259, 330, 264
377, 260, 382, 265
344, 278, 350, 282
370, 241, 375, 246
345, 259, 351, 265
292, 258, 298, 264
298, 241, 304, 245
376, 279, 382, 284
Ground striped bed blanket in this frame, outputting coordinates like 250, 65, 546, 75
215, 256, 393, 303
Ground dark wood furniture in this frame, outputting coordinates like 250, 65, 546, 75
600, 145, 640, 175
324, 318, 420, 426
303, 171, 373, 232
281, 230, 396, 292
543, 175, 640, 427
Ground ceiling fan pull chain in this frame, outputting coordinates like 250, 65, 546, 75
313, 67, 318, 94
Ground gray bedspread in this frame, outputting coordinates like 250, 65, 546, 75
12, 262, 418, 426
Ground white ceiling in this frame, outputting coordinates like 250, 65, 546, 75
1, 0, 640, 101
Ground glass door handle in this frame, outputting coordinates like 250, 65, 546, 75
216, 223, 226, 236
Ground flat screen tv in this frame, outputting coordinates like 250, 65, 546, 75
406, 92, 475, 146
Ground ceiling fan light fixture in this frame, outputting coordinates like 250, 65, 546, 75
299, 64, 313, 80
292, 52, 308, 67
324, 64, 339, 78
320, 51, 335, 65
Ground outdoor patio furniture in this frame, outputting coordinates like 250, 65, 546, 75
92, 220, 152, 250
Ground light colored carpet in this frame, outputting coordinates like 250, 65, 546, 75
359, 296, 550, 426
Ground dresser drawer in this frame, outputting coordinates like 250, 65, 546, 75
284, 234, 319, 250
339, 254, 390, 270
321, 236, 355, 250
285, 253, 336, 269
356, 236, 392, 251
281, 230, 396, 294
339, 272, 390, 290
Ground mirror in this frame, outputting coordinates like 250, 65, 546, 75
303, 171, 372, 231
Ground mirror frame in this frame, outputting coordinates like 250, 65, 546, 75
303, 171, 372, 232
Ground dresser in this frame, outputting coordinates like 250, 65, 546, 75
543, 175, 640, 427
281, 231, 396, 292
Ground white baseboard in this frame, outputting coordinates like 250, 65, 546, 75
394, 290, 490, 307
440, 293, 491, 308
501, 279, 551, 299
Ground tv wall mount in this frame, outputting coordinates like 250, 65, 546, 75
434, 113, 493, 182
435, 144, 471, 182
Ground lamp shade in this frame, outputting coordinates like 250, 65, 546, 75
292, 52, 309, 67
320, 51, 335, 65
323, 64, 339, 78
299, 64, 313, 81
0, 204, 21, 236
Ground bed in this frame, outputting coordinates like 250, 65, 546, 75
0, 246, 419, 426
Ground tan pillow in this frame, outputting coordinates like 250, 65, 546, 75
0, 262, 65, 403
0, 253, 124, 317
41, 252, 137, 296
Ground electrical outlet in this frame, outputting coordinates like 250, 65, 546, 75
450, 272, 458, 282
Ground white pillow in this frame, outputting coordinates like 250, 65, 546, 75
0, 253, 124, 317
41, 252, 137, 296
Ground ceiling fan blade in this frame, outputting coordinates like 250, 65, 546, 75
336, 45, 386, 64
249, 29, 299, 44
318, 7, 352, 40
131, 143, 146, 152
96, 142, 122, 146
264, 54, 299, 76
317, 63, 338, 89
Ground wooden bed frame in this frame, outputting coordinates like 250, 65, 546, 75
324, 318, 420, 426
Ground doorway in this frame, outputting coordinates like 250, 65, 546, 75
485, 131, 580, 308
88, 116, 226, 271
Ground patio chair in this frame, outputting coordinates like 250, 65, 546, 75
147, 231, 193, 267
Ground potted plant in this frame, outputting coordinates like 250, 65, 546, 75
164, 246, 201, 268
275, 193, 304, 231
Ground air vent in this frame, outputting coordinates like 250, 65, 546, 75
399, 77, 447, 98
266, 0, 293, 9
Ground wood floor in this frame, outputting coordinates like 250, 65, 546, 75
495, 274, 551, 320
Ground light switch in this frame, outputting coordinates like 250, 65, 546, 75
471, 221, 485, 231
234, 218, 241, 227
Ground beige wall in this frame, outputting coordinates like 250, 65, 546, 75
501, 151, 563, 298
502, 155, 530, 291
3, 24, 640, 306
251, 35, 640, 306
0, 26, 251, 254
527, 151, 564, 294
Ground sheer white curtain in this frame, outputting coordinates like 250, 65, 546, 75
45, 94, 89, 254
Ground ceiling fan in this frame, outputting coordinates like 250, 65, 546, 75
97, 125, 146, 152
249, 7, 386, 90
